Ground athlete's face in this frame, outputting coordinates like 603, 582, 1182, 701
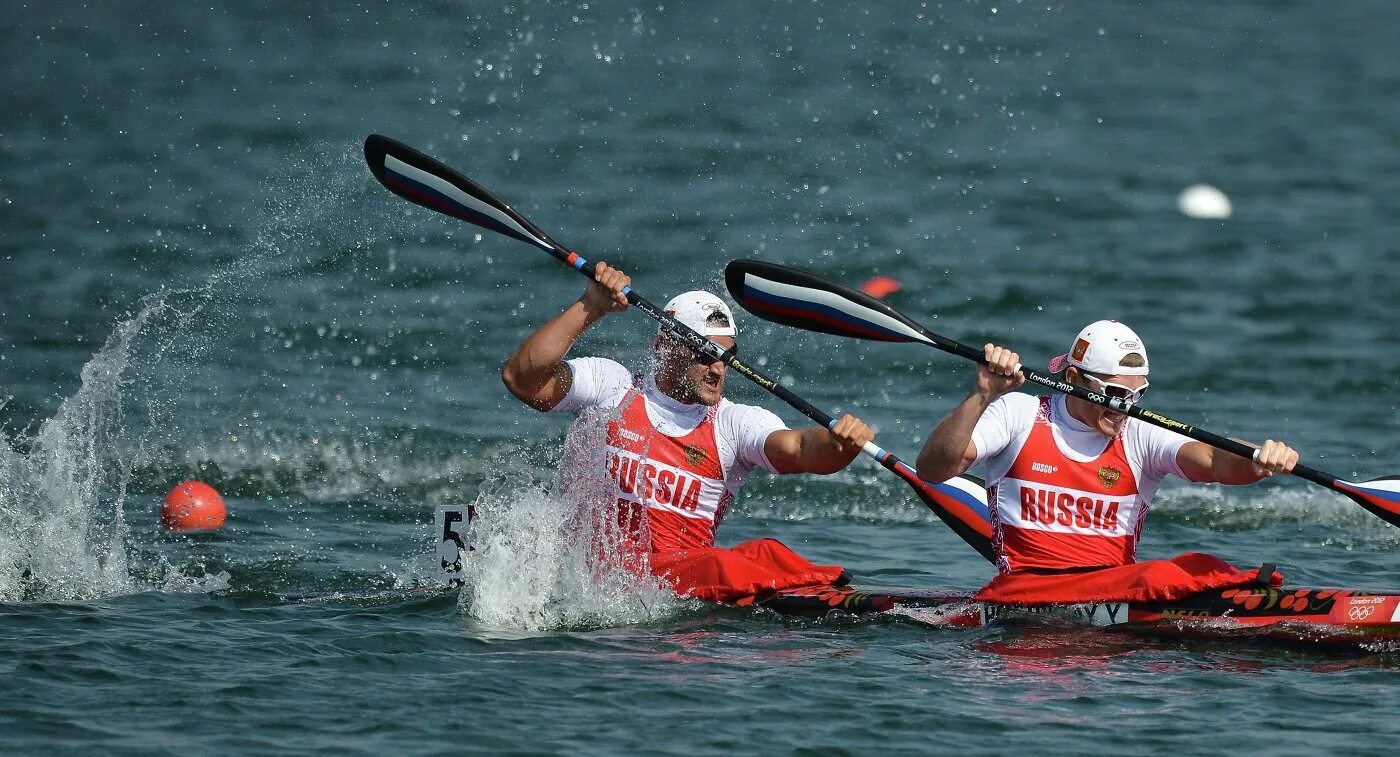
1067, 367, 1149, 436
656, 335, 735, 406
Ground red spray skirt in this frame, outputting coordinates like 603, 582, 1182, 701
650, 538, 845, 602
973, 552, 1284, 605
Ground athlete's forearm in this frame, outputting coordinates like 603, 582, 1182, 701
916, 391, 993, 482
1208, 448, 1269, 485
792, 426, 861, 474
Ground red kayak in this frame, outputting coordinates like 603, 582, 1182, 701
433, 506, 1400, 646
739, 582, 1400, 646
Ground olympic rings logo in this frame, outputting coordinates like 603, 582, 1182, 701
1347, 605, 1376, 621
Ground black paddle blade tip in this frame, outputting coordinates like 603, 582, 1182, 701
723, 259, 930, 343
363, 134, 395, 179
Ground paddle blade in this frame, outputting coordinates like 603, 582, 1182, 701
907, 473, 995, 563
725, 260, 937, 345
363, 134, 559, 254
1334, 478, 1400, 527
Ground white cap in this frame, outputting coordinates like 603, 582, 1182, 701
662, 290, 737, 337
1047, 320, 1149, 376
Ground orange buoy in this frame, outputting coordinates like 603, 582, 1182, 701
859, 275, 902, 300
161, 480, 227, 531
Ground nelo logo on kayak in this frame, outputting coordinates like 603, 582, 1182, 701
1159, 608, 1211, 619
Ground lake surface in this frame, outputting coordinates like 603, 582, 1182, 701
3, 1, 1399, 753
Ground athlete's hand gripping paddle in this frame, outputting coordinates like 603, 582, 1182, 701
362, 134, 997, 561
723, 258, 1400, 530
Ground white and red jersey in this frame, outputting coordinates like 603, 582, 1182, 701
552, 357, 787, 552
971, 394, 1190, 574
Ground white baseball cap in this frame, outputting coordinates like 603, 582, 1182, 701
1047, 320, 1149, 376
662, 290, 737, 337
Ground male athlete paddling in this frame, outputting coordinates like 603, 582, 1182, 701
916, 320, 1301, 602
503, 262, 875, 602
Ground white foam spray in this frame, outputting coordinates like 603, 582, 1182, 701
0, 295, 175, 601
458, 406, 684, 631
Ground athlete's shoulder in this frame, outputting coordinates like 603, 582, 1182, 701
557, 356, 633, 412
995, 391, 1041, 412
566, 355, 630, 380
714, 398, 787, 434
1124, 412, 1192, 448
987, 391, 1041, 426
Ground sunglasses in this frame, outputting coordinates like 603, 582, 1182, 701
692, 347, 735, 367
1081, 372, 1149, 405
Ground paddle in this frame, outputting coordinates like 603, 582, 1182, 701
362, 134, 997, 561
724, 258, 1400, 529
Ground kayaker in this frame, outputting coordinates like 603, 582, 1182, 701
914, 320, 1301, 603
502, 261, 875, 602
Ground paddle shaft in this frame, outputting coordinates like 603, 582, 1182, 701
579, 279, 997, 558
727, 258, 1370, 503
361, 135, 971, 524
534, 266, 997, 558
365, 134, 999, 559
925, 329, 1350, 488
907, 317, 1279, 465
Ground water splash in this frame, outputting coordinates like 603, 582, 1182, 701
0, 294, 173, 601
0, 144, 370, 602
458, 408, 684, 631
0, 199, 311, 602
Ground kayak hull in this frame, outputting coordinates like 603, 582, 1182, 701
741, 583, 1400, 644
432, 507, 1400, 645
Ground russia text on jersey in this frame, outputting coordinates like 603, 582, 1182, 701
1002, 480, 1141, 536
606, 450, 723, 519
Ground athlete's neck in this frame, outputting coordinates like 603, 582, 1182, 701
647, 373, 702, 410
1064, 395, 1099, 429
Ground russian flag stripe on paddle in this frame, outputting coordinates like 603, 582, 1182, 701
381, 154, 554, 252
894, 464, 993, 544
1335, 479, 1400, 525
738, 273, 933, 344
925, 475, 993, 533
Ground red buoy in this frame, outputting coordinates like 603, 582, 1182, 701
859, 275, 902, 300
161, 480, 227, 531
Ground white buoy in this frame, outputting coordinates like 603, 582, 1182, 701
1178, 184, 1233, 219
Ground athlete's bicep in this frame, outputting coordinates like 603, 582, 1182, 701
520, 363, 572, 411
968, 394, 1027, 468
1174, 441, 1217, 483
720, 403, 790, 473
762, 429, 806, 474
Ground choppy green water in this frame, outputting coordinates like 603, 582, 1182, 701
3, 1, 1399, 754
